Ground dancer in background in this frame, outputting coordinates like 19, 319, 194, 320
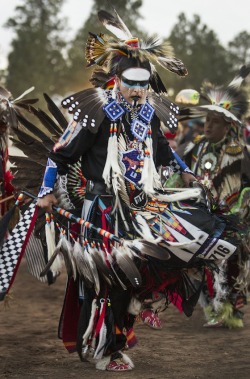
179, 66, 250, 328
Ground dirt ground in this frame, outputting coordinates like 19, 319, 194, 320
1, 259, 250, 379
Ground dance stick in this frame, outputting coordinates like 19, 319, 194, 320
22, 190, 121, 243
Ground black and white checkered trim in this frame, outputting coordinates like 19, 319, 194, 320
0, 203, 36, 298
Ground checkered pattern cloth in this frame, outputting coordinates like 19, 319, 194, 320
168, 159, 181, 173
0, 202, 37, 300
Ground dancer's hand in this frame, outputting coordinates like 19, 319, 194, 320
37, 194, 58, 213
181, 172, 196, 187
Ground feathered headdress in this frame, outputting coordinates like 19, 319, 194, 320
86, 7, 188, 94
61, 6, 184, 133
176, 65, 250, 127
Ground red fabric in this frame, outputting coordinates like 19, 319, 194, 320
61, 278, 81, 353
168, 291, 183, 313
205, 267, 214, 298
126, 327, 137, 348
164, 132, 176, 139
139, 266, 181, 295
4, 170, 14, 195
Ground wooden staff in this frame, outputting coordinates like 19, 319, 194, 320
0, 194, 15, 205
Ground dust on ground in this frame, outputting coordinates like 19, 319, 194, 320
1, 260, 250, 379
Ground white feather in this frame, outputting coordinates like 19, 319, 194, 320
132, 214, 162, 243
45, 217, 63, 275
82, 299, 97, 346
212, 260, 228, 312
12, 86, 35, 102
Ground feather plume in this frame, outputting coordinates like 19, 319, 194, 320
149, 92, 179, 132
45, 219, 60, 275
82, 299, 97, 346
61, 88, 106, 132
85, 243, 101, 294
132, 214, 162, 243
59, 236, 76, 278
90, 244, 114, 286
103, 245, 127, 289
39, 244, 62, 277
84, 8, 188, 91
228, 64, 250, 88
179, 65, 250, 126
131, 239, 170, 260
43, 93, 68, 130
111, 245, 142, 287
13, 86, 35, 102
86, 32, 114, 67
72, 241, 94, 286
90, 67, 113, 88
98, 10, 132, 40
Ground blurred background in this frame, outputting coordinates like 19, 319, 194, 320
0, 0, 249, 104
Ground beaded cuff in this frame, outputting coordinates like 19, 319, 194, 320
38, 158, 58, 198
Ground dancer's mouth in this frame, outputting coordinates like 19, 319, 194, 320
131, 96, 140, 106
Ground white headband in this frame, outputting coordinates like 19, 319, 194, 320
121, 68, 151, 81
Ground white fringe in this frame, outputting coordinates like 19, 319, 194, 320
148, 135, 162, 188
94, 323, 107, 360
212, 260, 228, 312
82, 299, 97, 346
103, 123, 122, 195
45, 215, 63, 275
132, 214, 162, 243
155, 187, 201, 202
95, 356, 110, 370
127, 296, 142, 315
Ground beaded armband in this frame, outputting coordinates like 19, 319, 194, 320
38, 158, 58, 198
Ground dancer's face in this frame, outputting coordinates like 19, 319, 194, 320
204, 112, 229, 143
116, 68, 150, 105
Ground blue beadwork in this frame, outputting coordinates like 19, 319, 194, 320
103, 100, 125, 121
131, 119, 149, 142
138, 102, 155, 123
